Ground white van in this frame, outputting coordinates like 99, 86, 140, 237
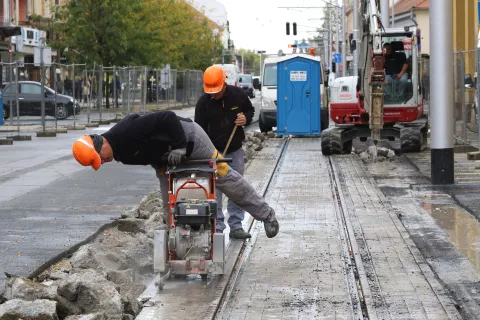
213, 63, 240, 87
259, 54, 328, 132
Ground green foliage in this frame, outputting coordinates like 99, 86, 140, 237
235, 48, 261, 76
40, 0, 223, 69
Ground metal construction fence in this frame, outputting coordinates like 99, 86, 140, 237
0, 62, 203, 136
451, 50, 479, 148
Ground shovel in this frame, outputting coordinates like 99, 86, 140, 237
222, 125, 238, 157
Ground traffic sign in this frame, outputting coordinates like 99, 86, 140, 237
297, 42, 309, 48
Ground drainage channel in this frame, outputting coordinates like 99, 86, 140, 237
328, 158, 371, 320
136, 138, 289, 320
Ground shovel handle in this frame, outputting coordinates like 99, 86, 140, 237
223, 125, 238, 157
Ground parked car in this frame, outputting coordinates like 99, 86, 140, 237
239, 74, 255, 98
1, 81, 81, 121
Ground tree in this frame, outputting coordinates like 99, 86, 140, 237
234, 49, 261, 75
35, 0, 223, 69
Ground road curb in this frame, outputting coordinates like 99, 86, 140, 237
36, 131, 57, 137
0, 138, 13, 145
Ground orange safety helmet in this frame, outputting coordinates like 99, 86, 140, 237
203, 66, 226, 94
72, 135, 101, 171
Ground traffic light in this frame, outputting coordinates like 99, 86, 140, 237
293, 22, 297, 36
286, 22, 290, 35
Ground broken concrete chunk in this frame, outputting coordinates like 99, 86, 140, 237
267, 131, 275, 138
360, 152, 370, 161
253, 144, 263, 151
122, 315, 134, 320
116, 218, 146, 233
4, 277, 57, 301
122, 295, 142, 316
64, 313, 106, 320
253, 132, 266, 141
0, 299, 58, 320
386, 149, 395, 158
56, 295, 82, 318
57, 269, 123, 319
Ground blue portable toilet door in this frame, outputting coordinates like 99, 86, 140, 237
278, 58, 320, 135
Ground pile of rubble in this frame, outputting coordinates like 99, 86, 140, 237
243, 131, 275, 162
0, 130, 273, 320
357, 145, 396, 163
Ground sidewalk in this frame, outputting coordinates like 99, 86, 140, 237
220, 139, 462, 319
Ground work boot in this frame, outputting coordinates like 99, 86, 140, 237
229, 228, 252, 239
263, 208, 279, 238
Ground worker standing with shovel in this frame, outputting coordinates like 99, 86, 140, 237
195, 65, 255, 239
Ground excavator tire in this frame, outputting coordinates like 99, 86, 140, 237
321, 128, 347, 155
400, 126, 425, 153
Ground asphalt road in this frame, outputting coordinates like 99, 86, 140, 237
0, 91, 262, 290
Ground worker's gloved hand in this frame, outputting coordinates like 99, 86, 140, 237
168, 148, 187, 165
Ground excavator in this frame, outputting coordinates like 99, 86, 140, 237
320, 0, 428, 155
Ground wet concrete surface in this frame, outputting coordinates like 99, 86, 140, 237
218, 139, 462, 320
365, 154, 480, 319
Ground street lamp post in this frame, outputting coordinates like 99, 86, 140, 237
257, 50, 266, 79
353, 0, 359, 76
341, 0, 346, 76
40, 37, 46, 132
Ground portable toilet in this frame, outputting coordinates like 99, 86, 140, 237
277, 54, 322, 136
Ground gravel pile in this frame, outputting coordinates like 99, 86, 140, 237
0, 130, 273, 319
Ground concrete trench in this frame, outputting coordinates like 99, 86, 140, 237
0, 131, 274, 320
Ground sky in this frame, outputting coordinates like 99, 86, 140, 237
215, 0, 341, 54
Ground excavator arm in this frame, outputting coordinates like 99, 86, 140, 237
362, 0, 386, 144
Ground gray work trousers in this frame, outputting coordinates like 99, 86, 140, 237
153, 121, 271, 223
215, 148, 245, 232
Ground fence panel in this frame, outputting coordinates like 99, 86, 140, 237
0, 62, 204, 135
453, 50, 477, 147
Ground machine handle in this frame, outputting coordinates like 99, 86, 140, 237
184, 158, 232, 164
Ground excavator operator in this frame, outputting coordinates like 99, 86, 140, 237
383, 42, 408, 98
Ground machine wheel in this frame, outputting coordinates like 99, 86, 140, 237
259, 117, 272, 133
343, 139, 353, 154
321, 128, 343, 155
400, 127, 423, 153
155, 272, 166, 291
321, 110, 329, 132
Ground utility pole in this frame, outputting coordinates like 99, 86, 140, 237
353, 0, 359, 76
324, 29, 329, 71
257, 50, 265, 78
430, 0, 454, 184
341, 0, 346, 76
40, 37, 46, 132
335, 6, 340, 73
329, 9, 333, 71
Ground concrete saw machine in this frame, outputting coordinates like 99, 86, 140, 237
153, 159, 228, 291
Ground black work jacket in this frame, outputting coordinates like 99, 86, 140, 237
102, 111, 191, 166
194, 85, 254, 153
